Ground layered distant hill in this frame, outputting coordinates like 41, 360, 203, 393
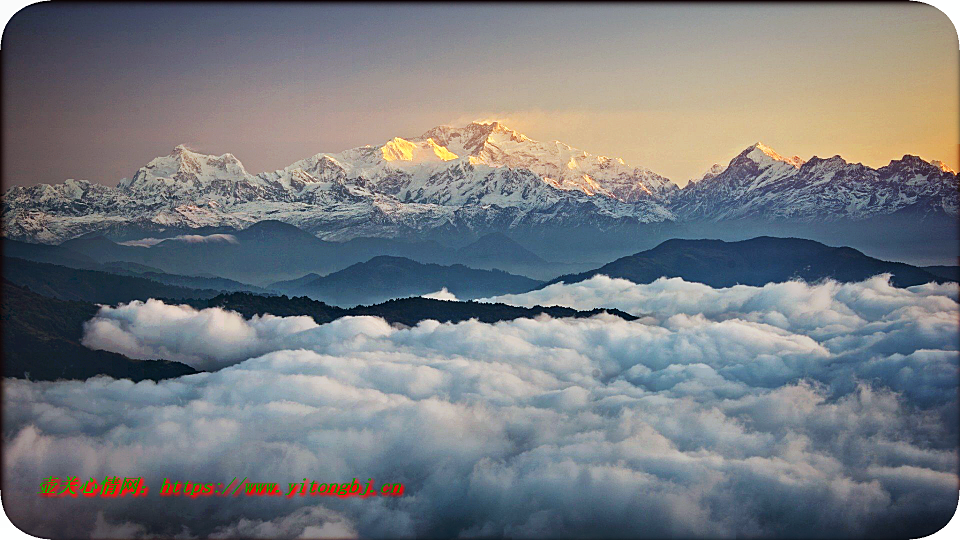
3, 246, 544, 308
269, 255, 541, 306
3, 121, 956, 264
2, 257, 221, 304
11, 220, 579, 284
547, 237, 949, 289
3, 238, 269, 293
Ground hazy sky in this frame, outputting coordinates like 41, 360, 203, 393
2, 3, 958, 189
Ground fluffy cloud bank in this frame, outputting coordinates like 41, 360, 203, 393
81, 300, 320, 370
4, 276, 958, 538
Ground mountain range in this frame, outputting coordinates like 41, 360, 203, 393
9, 220, 571, 284
4, 122, 957, 264
7, 233, 953, 310
3, 242, 545, 307
2, 257, 222, 304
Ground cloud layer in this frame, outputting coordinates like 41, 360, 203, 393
118, 233, 239, 247
4, 275, 958, 538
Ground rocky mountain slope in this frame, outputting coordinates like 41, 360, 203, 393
674, 143, 958, 221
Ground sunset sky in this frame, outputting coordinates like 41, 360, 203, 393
2, 3, 957, 189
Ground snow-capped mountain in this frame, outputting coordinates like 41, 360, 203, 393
687, 163, 727, 185
1, 122, 676, 243
417, 122, 678, 202
674, 143, 958, 221
2, 123, 957, 245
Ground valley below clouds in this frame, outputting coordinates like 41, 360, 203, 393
3, 275, 958, 538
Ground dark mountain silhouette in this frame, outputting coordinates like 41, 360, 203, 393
2, 279, 197, 382
2, 257, 220, 304
457, 233, 546, 265
4, 238, 101, 268
336, 236, 452, 264
346, 297, 636, 327
127, 271, 267, 293
547, 237, 946, 288
56, 220, 558, 284
188, 291, 637, 327
922, 265, 959, 282
7, 238, 267, 293
60, 234, 135, 260
269, 273, 323, 293
448, 232, 576, 278
269, 255, 542, 306
59, 221, 343, 283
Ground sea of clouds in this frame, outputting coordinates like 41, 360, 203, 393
3, 275, 958, 538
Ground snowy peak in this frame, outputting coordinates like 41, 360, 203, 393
5, 123, 957, 246
688, 164, 727, 185
418, 121, 530, 158
162, 144, 246, 174
380, 137, 459, 163
121, 144, 252, 190
883, 154, 958, 177
675, 142, 958, 222
931, 160, 955, 174
733, 142, 805, 169
413, 121, 677, 202
800, 154, 850, 174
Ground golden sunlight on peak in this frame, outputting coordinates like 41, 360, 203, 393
381, 137, 458, 162
381, 137, 417, 161
749, 142, 805, 168
581, 174, 603, 192
931, 160, 956, 174
425, 138, 459, 161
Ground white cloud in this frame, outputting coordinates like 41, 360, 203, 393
118, 234, 239, 247
421, 287, 458, 301
3, 275, 958, 538
81, 299, 319, 370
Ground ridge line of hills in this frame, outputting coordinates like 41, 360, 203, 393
546, 236, 955, 289
4, 233, 957, 307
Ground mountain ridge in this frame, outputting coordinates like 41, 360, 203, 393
545, 236, 949, 289
3, 122, 956, 250
269, 254, 542, 307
